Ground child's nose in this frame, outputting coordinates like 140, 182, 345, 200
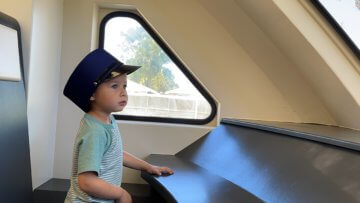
120, 89, 127, 96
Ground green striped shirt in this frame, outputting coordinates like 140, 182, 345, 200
65, 113, 123, 203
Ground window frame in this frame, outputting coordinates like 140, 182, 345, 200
99, 11, 217, 125
0, 12, 25, 86
311, 0, 360, 60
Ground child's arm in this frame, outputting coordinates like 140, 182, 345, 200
123, 151, 174, 176
78, 171, 131, 202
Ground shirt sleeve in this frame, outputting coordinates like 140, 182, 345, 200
77, 130, 107, 175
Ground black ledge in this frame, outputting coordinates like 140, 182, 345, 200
221, 118, 360, 152
141, 154, 263, 203
33, 178, 152, 203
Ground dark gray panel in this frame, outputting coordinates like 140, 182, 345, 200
0, 11, 32, 203
142, 154, 263, 203
176, 124, 360, 203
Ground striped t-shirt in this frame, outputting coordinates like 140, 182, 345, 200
65, 113, 123, 203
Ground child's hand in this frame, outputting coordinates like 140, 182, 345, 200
146, 164, 174, 176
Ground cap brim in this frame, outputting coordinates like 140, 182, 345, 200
119, 64, 141, 75
98, 63, 141, 84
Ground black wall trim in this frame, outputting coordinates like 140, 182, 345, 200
99, 11, 217, 125
310, 0, 360, 60
222, 118, 360, 152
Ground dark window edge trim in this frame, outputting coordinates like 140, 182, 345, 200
99, 11, 217, 125
310, 0, 360, 60
221, 118, 360, 152
112, 114, 215, 125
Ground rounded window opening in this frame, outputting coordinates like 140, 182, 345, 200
99, 12, 217, 124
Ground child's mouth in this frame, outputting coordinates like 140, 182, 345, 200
118, 101, 127, 106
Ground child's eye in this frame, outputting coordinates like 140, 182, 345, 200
111, 84, 118, 89
124, 84, 127, 89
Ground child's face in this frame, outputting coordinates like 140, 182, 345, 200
90, 73, 128, 113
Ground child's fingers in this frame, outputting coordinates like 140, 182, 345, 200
155, 167, 162, 176
160, 167, 174, 174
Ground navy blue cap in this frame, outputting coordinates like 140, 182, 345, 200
63, 48, 141, 112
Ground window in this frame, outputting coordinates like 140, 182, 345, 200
311, 0, 360, 59
99, 12, 217, 124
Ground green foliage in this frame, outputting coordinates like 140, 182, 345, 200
121, 26, 178, 93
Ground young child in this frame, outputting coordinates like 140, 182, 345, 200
63, 49, 174, 203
